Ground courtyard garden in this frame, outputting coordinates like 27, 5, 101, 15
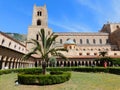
0, 67, 120, 90
0, 69, 120, 90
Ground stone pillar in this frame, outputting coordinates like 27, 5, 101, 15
0, 55, 3, 69
21, 62, 24, 68
66, 61, 68, 67
7, 57, 12, 69
17, 59, 20, 68
10, 58, 13, 69
2, 56, 7, 69
62, 61, 64, 67
13, 58, 16, 69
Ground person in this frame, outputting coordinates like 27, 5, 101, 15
104, 61, 107, 68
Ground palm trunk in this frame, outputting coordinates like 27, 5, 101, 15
42, 61, 47, 75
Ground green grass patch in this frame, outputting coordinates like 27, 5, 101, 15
0, 72, 120, 90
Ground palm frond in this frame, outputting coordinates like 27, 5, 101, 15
22, 51, 37, 60
54, 52, 68, 60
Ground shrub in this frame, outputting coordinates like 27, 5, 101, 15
0, 69, 13, 75
50, 71, 63, 75
18, 72, 71, 85
112, 58, 120, 66
109, 67, 120, 75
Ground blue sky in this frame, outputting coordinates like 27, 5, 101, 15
0, 0, 120, 34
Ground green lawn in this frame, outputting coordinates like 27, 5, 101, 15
0, 72, 120, 90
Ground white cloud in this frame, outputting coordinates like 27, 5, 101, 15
49, 0, 120, 33
77, 0, 103, 13
77, 0, 120, 25
49, 19, 93, 32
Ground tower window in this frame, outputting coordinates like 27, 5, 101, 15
37, 11, 42, 16
37, 20, 41, 25
40, 11, 42, 16
36, 34, 39, 40
37, 12, 39, 16
48, 31, 50, 35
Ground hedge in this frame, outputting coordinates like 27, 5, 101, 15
18, 72, 71, 85
0, 67, 120, 75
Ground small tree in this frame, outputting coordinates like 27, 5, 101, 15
23, 29, 68, 74
49, 57, 56, 67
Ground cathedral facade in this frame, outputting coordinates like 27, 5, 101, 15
27, 5, 120, 66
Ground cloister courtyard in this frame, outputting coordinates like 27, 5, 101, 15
0, 71, 120, 90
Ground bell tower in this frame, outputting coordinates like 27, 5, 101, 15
32, 4, 48, 27
27, 4, 52, 51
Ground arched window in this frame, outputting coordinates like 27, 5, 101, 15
37, 12, 39, 16
73, 39, 76, 43
37, 11, 42, 16
93, 39, 96, 44
80, 39, 82, 44
106, 39, 109, 44
37, 20, 41, 25
19, 47, 21, 50
1, 39, 5, 45
60, 39, 62, 44
99, 39, 102, 44
36, 34, 39, 40
8, 42, 11, 47
40, 11, 42, 16
14, 45, 16, 48
86, 39, 89, 44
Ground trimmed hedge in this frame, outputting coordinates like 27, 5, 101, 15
18, 72, 71, 85
50, 71, 63, 75
0, 67, 120, 75
0, 68, 42, 75
0, 69, 13, 75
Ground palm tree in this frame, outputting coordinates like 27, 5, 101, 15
99, 51, 107, 57
99, 51, 108, 67
23, 29, 68, 74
